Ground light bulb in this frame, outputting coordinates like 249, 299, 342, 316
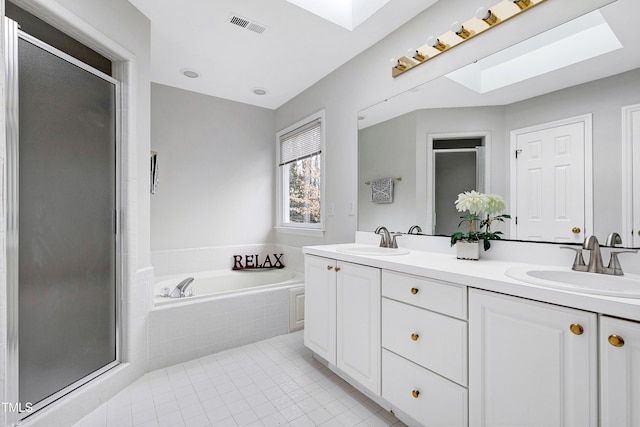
389, 58, 407, 71
427, 36, 447, 52
476, 7, 498, 26
510, 0, 531, 10
406, 48, 427, 62
451, 21, 471, 39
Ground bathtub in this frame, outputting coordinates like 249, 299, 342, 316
154, 268, 302, 306
148, 268, 304, 370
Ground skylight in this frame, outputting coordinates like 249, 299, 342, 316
445, 10, 623, 94
286, 0, 391, 31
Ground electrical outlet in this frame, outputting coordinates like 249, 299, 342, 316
348, 201, 356, 216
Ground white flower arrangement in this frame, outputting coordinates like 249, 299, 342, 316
451, 191, 511, 250
454, 190, 487, 216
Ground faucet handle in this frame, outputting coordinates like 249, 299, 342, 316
560, 246, 587, 271
607, 250, 638, 275
390, 233, 402, 249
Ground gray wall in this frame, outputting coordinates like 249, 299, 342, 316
358, 112, 417, 232
151, 83, 276, 250
274, 0, 609, 247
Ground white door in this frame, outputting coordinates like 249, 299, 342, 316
336, 261, 381, 395
623, 104, 640, 247
600, 316, 640, 427
469, 289, 598, 427
303, 255, 336, 364
632, 109, 640, 247
511, 115, 591, 243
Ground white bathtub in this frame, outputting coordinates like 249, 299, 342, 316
154, 268, 302, 306
148, 268, 304, 370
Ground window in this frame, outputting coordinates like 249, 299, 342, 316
276, 110, 325, 234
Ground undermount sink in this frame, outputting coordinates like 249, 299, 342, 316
336, 245, 410, 256
505, 266, 640, 298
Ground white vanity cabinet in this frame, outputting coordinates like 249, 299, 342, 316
303, 254, 381, 395
381, 270, 468, 427
336, 261, 381, 395
303, 255, 337, 364
600, 315, 640, 427
469, 288, 598, 427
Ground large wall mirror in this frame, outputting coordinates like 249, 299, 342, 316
358, 0, 640, 248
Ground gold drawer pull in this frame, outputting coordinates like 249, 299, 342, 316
411, 390, 420, 398
335, 267, 341, 272
572, 227, 581, 234
608, 334, 625, 347
327, 265, 333, 270
411, 333, 419, 341
410, 287, 419, 295
570, 323, 584, 335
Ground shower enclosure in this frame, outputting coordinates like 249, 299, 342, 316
5, 17, 121, 420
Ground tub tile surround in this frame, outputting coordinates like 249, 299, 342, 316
76, 331, 406, 427
148, 288, 291, 371
148, 243, 305, 371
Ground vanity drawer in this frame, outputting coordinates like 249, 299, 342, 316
382, 349, 468, 427
382, 270, 467, 319
382, 298, 467, 386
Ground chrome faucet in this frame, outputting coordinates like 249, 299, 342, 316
408, 225, 422, 234
583, 235, 604, 273
605, 232, 622, 247
576, 235, 638, 276
169, 277, 194, 298
375, 226, 391, 248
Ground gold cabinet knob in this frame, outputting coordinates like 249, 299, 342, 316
335, 267, 341, 272
410, 287, 419, 295
411, 390, 420, 398
411, 333, 419, 341
572, 227, 581, 234
608, 334, 625, 347
570, 323, 584, 335
327, 265, 333, 270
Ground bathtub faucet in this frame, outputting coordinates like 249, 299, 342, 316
169, 277, 194, 298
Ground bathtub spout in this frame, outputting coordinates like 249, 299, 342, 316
169, 277, 194, 298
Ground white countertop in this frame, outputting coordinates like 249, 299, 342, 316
303, 242, 640, 322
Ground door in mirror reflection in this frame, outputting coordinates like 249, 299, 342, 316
512, 116, 589, 243
431, 138, 484, 236
434, 148, 484, 235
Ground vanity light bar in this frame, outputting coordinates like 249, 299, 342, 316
392, 0, 547, 77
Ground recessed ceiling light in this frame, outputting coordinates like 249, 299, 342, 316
180, 68, 200, 79
252, 87, 268, 95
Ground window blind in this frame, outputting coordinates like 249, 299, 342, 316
279, 120, 321, 166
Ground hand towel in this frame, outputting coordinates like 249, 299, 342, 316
371, 178, 393, 204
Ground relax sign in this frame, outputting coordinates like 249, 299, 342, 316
232, 253, 285, 270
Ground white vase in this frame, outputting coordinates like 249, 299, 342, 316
456, 240, 480, 260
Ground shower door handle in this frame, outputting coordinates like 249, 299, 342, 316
113, 210, 119, 235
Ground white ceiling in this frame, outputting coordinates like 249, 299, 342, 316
126, 0, 437, 110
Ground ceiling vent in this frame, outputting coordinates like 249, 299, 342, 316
227, 13, 267, 35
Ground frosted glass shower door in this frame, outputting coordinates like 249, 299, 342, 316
14, 33, 119, 410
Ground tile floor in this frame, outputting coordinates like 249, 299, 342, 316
74, 331, 406, 426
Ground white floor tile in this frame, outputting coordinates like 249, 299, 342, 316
73, 331, 405, 427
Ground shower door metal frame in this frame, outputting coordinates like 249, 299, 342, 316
4, 17, 122, 422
